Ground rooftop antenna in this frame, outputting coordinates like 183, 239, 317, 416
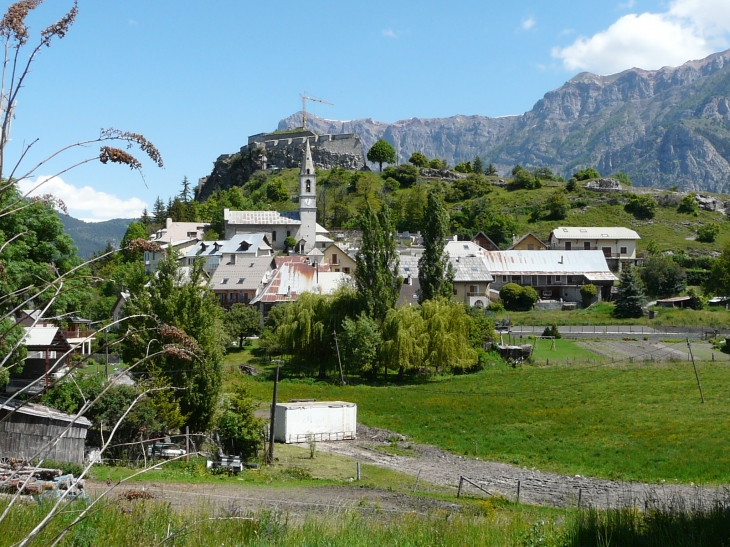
300, 92, 333, 131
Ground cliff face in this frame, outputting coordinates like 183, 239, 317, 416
278, 49, 730, 192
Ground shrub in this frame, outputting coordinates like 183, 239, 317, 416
489, 300, 505, 312
580, 284, 598, 308
697, 222, 720, 243
382, 163, 420, 188
686, 268, 711, 286
677, 194, 699, 215
512, 168, 542, 189
625, 193, 657, 219
640, 255, 687, 297
499, 283, 538, 311
542, 323, 562, 339
566, 178, 577, 192
408, 152, 429, 167
573, 167, 600, 181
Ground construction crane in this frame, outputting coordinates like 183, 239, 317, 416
300, 92, 333, 131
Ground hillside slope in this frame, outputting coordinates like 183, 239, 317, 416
279, 50, 730, 193
58, 215, 131, 258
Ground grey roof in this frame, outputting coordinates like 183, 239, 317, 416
550, 227, 641, 240
225, 209, 302, 226
483, 250, 618, 280
444, 240, 487, 257
399, 255, 420, 278
0, 397, 91, 427
184, 233, 271, 258
450, 256, 494, 283
209, 257, 276, 291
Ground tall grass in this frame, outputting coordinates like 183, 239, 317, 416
3, 498, 729, 546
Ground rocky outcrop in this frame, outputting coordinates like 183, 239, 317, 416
198, 131, 365, 201
279, 49, 730, 193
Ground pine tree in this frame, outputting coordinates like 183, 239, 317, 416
355, 202, 401, 322
140, 207, 151, 229
418, 191, 453, 303
613, 266, 646, 318
180, 176, 191, 204
473, 156, 483, 175
152, 196, 166, 226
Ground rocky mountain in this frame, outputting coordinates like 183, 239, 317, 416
278, 49, 730, 192
58, 214, 131, 258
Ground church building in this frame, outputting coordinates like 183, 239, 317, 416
223, 139, 330, 253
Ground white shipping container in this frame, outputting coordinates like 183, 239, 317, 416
272, 401, 357, 443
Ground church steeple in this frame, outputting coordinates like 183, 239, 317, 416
298, 138, 317, 252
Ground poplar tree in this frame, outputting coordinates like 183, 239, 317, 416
418, 191, 454, 302
355, 202, 401, 322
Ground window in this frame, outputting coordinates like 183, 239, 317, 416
554, 276, 562, 283
453, 286, 458, 295
470, 285, 479, 294
527, 244, 534, 250
272, 231, 276, 242
584, 242, 591, 250
565, 242, 572, 250
237, 278, 245, 284
532, 275, 538, 285
502, 276, 508, 283
287, 230, 291, 237
331, 253, 339, 265
306, 180, 311, 192
343, 267, 351, 274
306, 169, 310, 175
620, 246, 628, 254
512, 275, 520, 283
335, 268, 340, 272
221, 278, 228, 285
230, 293, 237, 302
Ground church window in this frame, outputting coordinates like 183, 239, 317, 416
306, 169, 310, 175
306, 180, 311, 192
272, 231, 277, 242
287, 230, 291, 237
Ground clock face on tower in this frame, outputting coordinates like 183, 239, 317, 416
304, 198, 312, 207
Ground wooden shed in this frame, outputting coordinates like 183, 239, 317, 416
0, 398, 91, 464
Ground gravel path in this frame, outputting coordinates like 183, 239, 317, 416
315, 425, 729, 510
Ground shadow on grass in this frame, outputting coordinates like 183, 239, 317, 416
567, 504, 730, 547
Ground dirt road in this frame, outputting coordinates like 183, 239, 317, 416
315, 425, 728, 510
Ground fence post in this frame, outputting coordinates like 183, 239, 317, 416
517, 480, 521, 503
413, 469, 421, 492
457, 476, 463, 498
578, 488, 582, 508
357, 461, 361, 481
185, 425, 189, 463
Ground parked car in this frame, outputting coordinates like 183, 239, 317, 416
146, 442, 186, 458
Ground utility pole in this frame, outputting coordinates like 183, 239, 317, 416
267, 360, 281, 465
686, 338, 705, 403
333, 330, 345, 385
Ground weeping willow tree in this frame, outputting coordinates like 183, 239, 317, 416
420, 298, 477, 373
381, 305, 427, 378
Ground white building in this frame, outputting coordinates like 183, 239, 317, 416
548, 227, 641, 271
273, 401, 357, 443
182, 233, 273, 276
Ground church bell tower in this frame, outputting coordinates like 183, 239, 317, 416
298, 138, 317, 252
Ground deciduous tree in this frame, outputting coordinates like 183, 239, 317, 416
224, 304, 262, 347
367, 138, 396, 172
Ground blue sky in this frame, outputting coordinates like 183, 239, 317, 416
8, 0, 730, 221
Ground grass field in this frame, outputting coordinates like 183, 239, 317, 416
241, 357, 730, 484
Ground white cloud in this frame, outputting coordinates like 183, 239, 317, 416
382, 28, 398, 38
521, 17, 536, 30
19, 176, 148, 222
553, 0, 730, 74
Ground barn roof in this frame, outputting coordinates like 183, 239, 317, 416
0, 398, 91, 427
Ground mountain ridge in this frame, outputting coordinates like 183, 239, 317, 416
278, 48, 730, 192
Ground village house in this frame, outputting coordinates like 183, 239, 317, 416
182, 233, 273, 276
144, 218, 209, 273
208, 256, 277, 308
7, 326, 72, 395
547, 227, 641, 271
322, 243, 357, 274
482, 250, 618, 302
250, 256, 350, 316
509, 233, 548, 251
471, 231, 500, 251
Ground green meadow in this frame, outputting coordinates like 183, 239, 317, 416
243, 357, 730, 484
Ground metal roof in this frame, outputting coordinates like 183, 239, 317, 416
0, 398, 91, 427
224, 209, 302, 226
483, 250, 617, 279
251, 261, 349, 304
208, 257, 276, 291
398, 255, 420, 278
444, 240, 486, 258
450, 256, 494, 283
550, 227, 641, 240
277, 401, 356, 410
23, 327, 61, 347
184, 233, 271, 258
